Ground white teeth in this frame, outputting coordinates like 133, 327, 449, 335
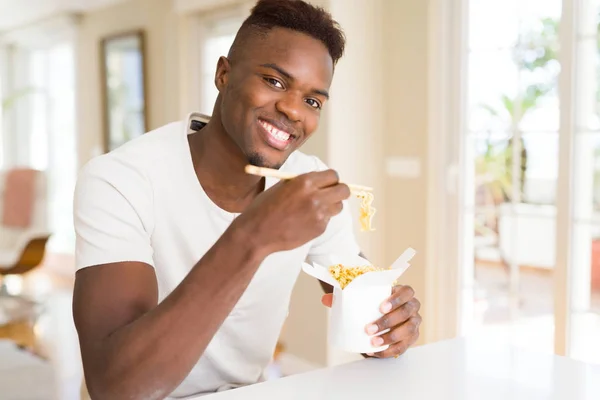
273, 130, 289, 141
261, 121, 291, 141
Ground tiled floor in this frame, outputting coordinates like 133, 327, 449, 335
0, 339, 56, 400
1, 265, 82, 400
34, 289, 83, 400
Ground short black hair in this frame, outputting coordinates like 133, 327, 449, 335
229, 0, 346, 65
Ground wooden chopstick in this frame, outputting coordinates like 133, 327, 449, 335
244, 165, 373, 193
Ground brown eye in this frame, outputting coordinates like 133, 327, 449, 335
305, 98, 322, 110
264, 77, 283, 89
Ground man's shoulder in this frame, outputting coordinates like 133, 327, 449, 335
78, 120, 186, 183
112, 120, 186, 161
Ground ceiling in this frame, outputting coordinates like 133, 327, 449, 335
0, 0, 126, 32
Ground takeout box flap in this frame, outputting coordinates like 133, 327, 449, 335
315, 248, 416, 290
301, 262, 339, 288
304, 248, 416, 290
347, 247, 415, 288
390, 247, 416, 270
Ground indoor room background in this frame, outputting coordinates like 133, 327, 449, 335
0, 0, 598, 398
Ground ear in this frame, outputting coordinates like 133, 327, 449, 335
215, 56, 231, 92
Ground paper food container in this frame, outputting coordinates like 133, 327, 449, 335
302, 248, 416, 354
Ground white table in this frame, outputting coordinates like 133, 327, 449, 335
201, 337, 600, 400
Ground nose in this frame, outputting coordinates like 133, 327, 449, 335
275, 92, 303, 123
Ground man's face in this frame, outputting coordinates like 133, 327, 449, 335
215, 27, 334, 169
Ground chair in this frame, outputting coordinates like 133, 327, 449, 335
0, 168, 51, 287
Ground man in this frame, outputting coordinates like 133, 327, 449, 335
73, 0, 421, 399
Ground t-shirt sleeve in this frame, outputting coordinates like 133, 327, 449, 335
73, 156, 155, 270
306, 156, 361, 263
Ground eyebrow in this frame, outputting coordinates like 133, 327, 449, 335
260, 63, 330, 99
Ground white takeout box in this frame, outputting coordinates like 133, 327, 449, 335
302, 248, 416, 354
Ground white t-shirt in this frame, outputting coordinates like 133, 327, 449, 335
73, 112, 360, 398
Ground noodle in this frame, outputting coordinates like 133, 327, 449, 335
329, 264, 383, 289
356, 191, 376, 231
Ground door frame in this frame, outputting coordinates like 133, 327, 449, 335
425, 0, 469, 343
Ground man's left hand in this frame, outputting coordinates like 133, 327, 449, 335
321, 285, 421, 358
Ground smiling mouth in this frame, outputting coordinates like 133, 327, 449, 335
258, 119, 295, 151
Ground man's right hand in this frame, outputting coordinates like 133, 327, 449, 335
234, 169, 351, 255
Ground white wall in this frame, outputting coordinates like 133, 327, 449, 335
76, 0, 181, 167
381, 0, 430, 340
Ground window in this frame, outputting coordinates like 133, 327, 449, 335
456, 0, 600, 364
198, 12, 245, 115
1, 40, 76, 254
567, 0, 600, 364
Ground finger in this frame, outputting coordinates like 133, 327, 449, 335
372, 330, 420, 359
372, 340, 410, 359
317, 184, 350, 218
366, 299, 420, 335
380, 285, 416, 314
327, 201, 344, 218
301, 169, 340, 189
371, 315, 422, 347
321, 293, 333, 308
320, 183, 351, 203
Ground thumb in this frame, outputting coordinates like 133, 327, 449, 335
321, 293, 333, 308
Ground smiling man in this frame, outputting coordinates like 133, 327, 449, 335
72, 1, 421, 399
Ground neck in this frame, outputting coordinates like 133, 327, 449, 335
188, 112, 264, 212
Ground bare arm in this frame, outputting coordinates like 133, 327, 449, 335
74, 226, 264, 400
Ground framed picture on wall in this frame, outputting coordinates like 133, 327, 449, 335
100, 30, 148, 153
